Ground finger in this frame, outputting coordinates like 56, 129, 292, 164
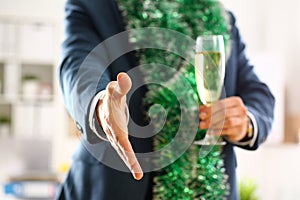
101, 119, 142, 180
105, 72, 132, 99
211, 116, 248, 129
217, 125, 247, 141
200, 112, 247, 132
200, 97, 246, 119
109, 136, 143, 180
116, 72, 132, 97
199, 104, 211, 120
106, 81, 118, 97
199, 107, 227, 129
209, 107, 248, 127
108, 133, 143, 180
199, 99, 247, 127
122, 147, 143, 180
213, 97, 246, 115
115, 133, 143, 180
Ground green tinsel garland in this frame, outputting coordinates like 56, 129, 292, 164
118, 0, 231, 199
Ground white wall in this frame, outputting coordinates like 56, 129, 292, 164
0, 0, 78, 174
222, 0, 300, 115
0, 0, 64, 20
222, 1, 300, 199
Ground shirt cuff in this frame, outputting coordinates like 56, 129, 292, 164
88, 90, 108, 141
231, 111, 258, 147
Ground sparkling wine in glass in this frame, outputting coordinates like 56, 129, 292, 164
194, 35, 226, 146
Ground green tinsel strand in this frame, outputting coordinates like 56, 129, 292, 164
189, 145, 229, 199
118, 0, 230, 199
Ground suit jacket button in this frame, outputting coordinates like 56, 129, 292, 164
76, 122, 83, 134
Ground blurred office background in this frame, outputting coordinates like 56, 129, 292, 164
0, 0, 299, 199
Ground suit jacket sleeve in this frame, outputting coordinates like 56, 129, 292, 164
59, 0, 116, 143
230, 13, 275, 150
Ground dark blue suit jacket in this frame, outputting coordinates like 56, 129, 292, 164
57, 0, 274, 199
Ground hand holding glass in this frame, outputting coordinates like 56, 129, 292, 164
194, 35, 226, 145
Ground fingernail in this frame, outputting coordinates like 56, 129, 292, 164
133, 172, 143, 180
132, 169, 143, 180
117, 72, 125, 80
200, 112, 207, 119
131, 163, 143, 180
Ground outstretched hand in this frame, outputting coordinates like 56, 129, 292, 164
96, 72, 143, 180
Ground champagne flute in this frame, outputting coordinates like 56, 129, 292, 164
194, 35, 226, 146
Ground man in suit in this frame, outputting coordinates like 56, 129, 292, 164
57, 0, 274, 199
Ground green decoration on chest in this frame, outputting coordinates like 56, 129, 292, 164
118, 0, 231, 199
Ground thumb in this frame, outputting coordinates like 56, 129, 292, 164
115, 72, 132, 97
